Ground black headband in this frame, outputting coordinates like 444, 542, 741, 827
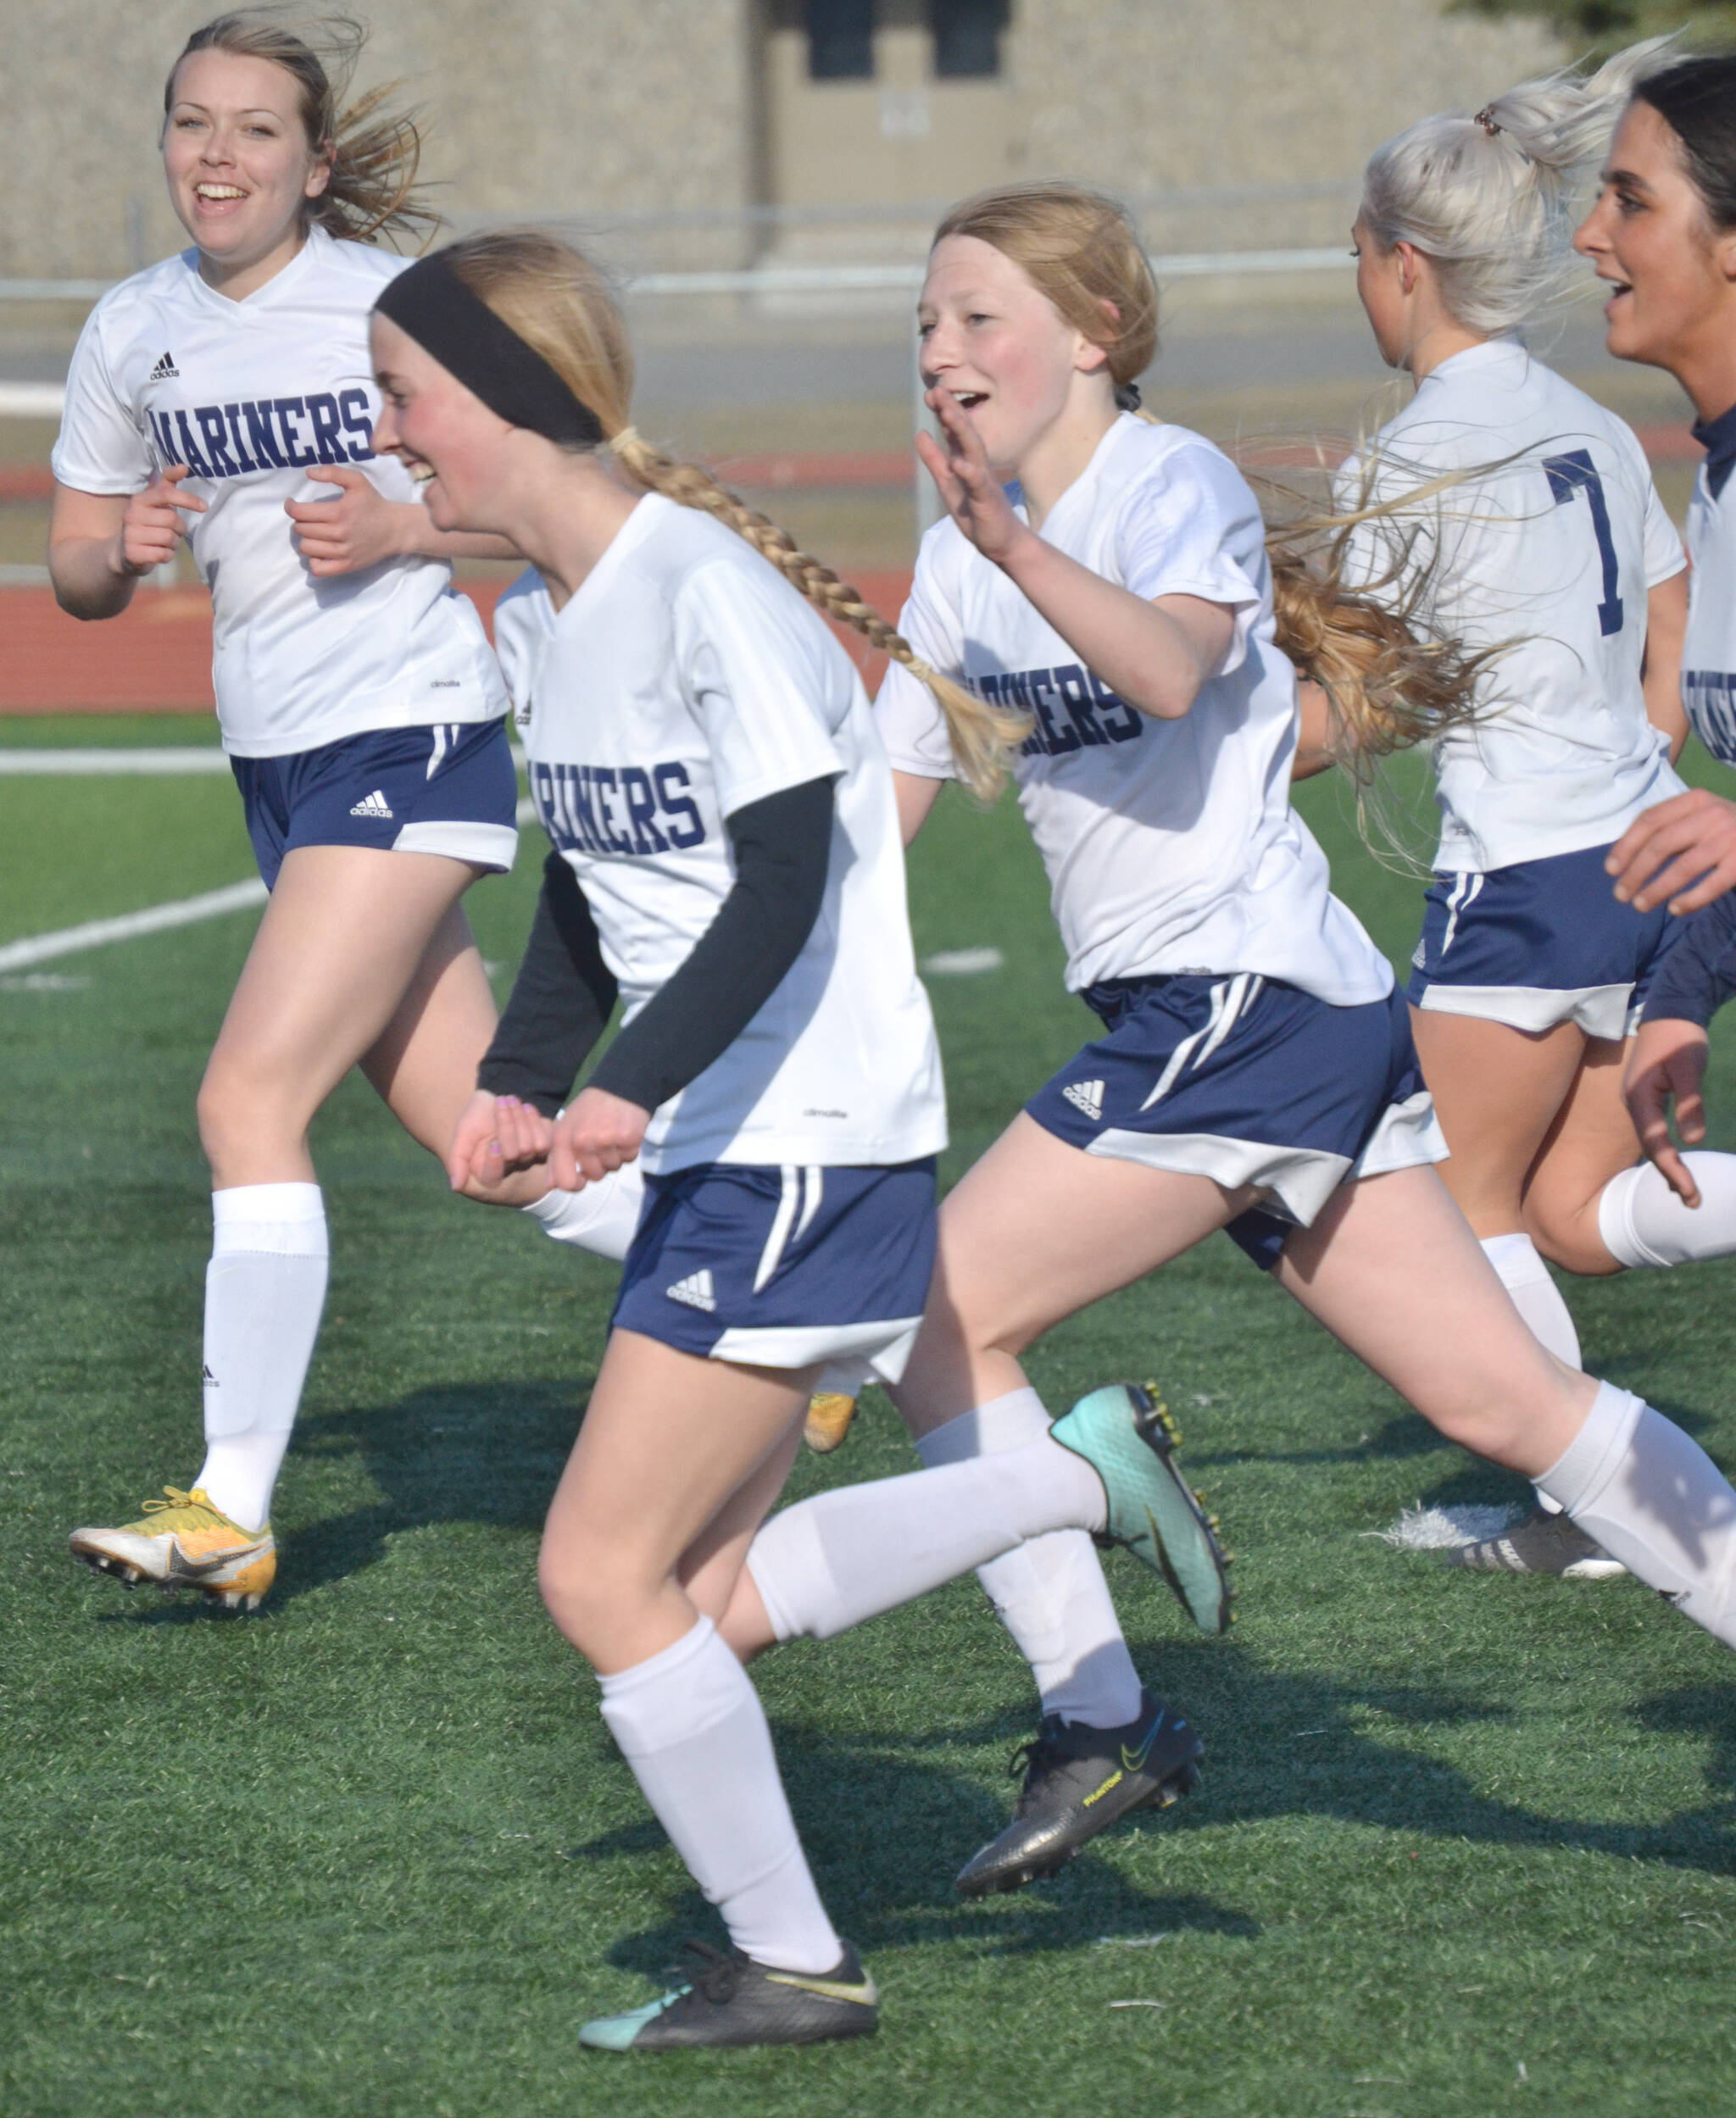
373, 248, 606, 448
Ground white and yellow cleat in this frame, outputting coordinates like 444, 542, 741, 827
803, 1391, 860, 1455
70, 1487, 275, 1611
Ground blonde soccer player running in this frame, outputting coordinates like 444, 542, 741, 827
387, 227, 1244, 2053
1318, 46, 1736, 1580
54, 11, 639, 1612
366, 226, 1214, 2053
707, 184, 1736, 1868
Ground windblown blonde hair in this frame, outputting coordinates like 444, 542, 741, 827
936, 181, 1486, 770
440, 230, 1020, 800
165, 8, 439, 249
1360, 38, 1672, 336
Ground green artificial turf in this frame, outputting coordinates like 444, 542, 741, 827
2, 742, 1733, 2117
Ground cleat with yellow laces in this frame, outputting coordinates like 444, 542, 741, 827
69, 1487, 275, 1610
803, 1391, 860, 1454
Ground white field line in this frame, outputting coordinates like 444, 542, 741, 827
0, 879, 267, 971
0, 792, 541, 974
0, 746, 530, 775
0, 748, 231, 774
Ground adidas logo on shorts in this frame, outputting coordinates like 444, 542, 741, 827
147, 350, 179, 381
1062, 1078, 1104, 1121
665, 1270, 717, 1313
349, 789, 395, 820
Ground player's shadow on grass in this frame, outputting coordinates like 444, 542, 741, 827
565, 1721, 1261, 1978
244, 1378, 587, 1612
1186, 1398, 1717, 1484
1084, 1637, 1736, 1879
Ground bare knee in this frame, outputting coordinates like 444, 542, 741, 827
197, 1053, 308, 1176
537, 1529, 659, 1662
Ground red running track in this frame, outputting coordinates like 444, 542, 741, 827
1, 420, 1705, 713
0, 570, 916, 713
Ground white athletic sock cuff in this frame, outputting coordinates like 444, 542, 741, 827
598, 1618, 746, 1754
1480, 1231, 1548, 1286
211, 1182, 327, 1258
1595, 1166, 1658, 1270
915, 1386, 1050, 1468
1536, 1381, 1644, 1515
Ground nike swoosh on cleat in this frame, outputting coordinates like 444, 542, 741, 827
164, 1537, 269, 1583
765, 1972, 878, 2005
1121, 1715, 1169, 1773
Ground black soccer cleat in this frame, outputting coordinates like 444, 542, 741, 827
955, 1689, 1203, 1899
1448, 1504, 1626, 1579
579, 1940, 878, 2052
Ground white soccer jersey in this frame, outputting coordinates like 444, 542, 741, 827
492, 496, 947, 1175
875, 413, 1392, 1007
1339, 339, 1685, 872
53, 227, 507, 758
1680, 404, 1736, 768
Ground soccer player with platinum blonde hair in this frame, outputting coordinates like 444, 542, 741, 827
1328, 42, 1736, 1580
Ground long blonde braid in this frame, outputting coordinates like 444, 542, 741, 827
437, 230, 1026, 802
608, 425, 1019, 798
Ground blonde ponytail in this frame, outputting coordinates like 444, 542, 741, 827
437, 230, 1028, 801
1359, 36, 1675, 334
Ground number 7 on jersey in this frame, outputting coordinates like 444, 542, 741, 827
1543, 448, 1623, 637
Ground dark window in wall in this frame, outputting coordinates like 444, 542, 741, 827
805, 0, 875, 78
932, 0, 1006, 78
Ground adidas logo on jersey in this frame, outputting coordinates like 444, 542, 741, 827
348, 789, 395, 820
1062, 1079, 1104, 1121
147, 350, 179, 381
665, 1270, 717, 1313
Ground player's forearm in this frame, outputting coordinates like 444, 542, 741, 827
47, 535, 140, 620
995, 531, 1225, 719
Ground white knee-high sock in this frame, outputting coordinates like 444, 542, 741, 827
1481, 1232, 1581, 1518
1480, 1233, 1581, 1365
195, 1183, 328, 1531
748, 1437, 1105, 1643
917, 1388, 1143, 1730
522, 1163, 646, 1264
1537, 1382, 1736, 1648
1598, 1156, 1736, 1269
598, 1617, 842, 1973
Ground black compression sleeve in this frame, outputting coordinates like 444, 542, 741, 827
1640, 891, 1736, 1030
476, 851, 618, 1115
587, 775, 835, 1115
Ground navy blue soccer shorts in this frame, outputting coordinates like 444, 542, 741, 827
1407, 842, 1683, 1041
612, 1158, 938, 1381
231, 716, 519, 888
1026, 972, 1447, 1271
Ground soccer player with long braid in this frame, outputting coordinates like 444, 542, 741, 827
380, 227, 1237, 2052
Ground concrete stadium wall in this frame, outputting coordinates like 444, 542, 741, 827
0, 0, 1565, 280
0, 0, 760, 279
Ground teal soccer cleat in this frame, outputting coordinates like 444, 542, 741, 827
1049, 1382, 1232, 1633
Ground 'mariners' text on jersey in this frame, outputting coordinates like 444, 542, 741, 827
146, 391, 375, 479
972, 662, 1143, 758
531, 759, 707, 856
